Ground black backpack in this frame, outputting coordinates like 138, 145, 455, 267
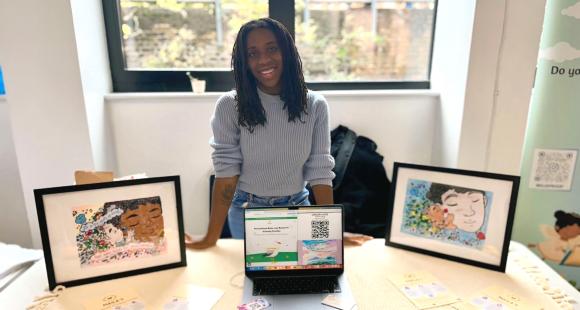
328, 125, 392, 237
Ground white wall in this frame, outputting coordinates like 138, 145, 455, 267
106, 91, 438, 235
0, 98, 31, 247
70, 0, 115, 172
457, 0, 505, 170
432, 0, 545, 175
457, 0, 545, 174
430, 0, 477, 167
0, 1, 95, 248
482, 0, 545, 175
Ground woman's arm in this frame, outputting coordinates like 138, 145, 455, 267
186, 175, 238, 249
188, 93, 241, 249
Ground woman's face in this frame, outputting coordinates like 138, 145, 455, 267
246, 27, 283, 95
103, 223, 123, 244
120, 202, 164, 243
441, 189, 486, 232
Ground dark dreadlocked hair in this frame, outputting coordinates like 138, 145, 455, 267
231, 18, 308, 133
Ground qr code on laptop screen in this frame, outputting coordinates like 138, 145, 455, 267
529, 148, 578, 191
311, 220, 329, 239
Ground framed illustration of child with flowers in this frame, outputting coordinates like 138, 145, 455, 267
385, 163, 520, 272
34, 176, 186, 289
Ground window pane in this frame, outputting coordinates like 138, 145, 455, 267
119, 0, 268, 70
295, 0, 435, 82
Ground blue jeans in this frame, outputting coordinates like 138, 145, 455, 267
227, 188, 311, 239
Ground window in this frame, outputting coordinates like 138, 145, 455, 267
103, 0, 437, 92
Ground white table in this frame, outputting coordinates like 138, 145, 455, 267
1, 240, 578, 309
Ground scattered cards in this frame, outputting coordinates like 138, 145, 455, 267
432, 286, 538, 310
467, 286, 536, 310
163, 297, 190, 310
237, 297, 271, 310
163, 284, 224, 310
435, 301, 479, 310
390, 271, 460, 309
83, 289, 143, 310
321, 294, 357, 310
112, 300, 146, 310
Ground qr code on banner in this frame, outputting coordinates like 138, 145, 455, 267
311, 220, 329, 239
530, 148, 578, 191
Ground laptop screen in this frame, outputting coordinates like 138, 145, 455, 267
244, 206, 343, 272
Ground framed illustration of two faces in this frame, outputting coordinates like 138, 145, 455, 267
34, 176, 186, 289
386, 163, 520, 272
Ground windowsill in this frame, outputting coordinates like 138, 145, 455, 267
105, 89, 439, 101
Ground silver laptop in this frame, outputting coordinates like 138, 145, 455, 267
242, 205, 356, 309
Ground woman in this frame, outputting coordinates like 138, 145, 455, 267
187, 18, 371, 249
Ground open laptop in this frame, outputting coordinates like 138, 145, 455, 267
242, 205, 356, 309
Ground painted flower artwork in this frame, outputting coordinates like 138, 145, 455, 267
401, 179, 493, 249
73, 196, 166, 267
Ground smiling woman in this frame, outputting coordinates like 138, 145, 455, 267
246, 28, 284, 94
186, 18, 372, 249
231, 18, 309, 134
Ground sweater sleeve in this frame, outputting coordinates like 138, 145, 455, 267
304, 94, 335, 186
209, 93, 242, 177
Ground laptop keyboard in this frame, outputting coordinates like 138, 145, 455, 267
253, 276, 341, 296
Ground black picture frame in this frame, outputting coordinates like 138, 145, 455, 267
34, 176, 186, 289
385, 162, 520, 272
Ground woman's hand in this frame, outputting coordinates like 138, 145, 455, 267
344, 232, 373, 246
184, 233, 218, 250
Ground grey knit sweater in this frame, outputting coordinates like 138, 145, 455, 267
209, 88, 335, 196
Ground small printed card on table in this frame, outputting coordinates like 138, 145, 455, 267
466, 286, 536, 310
162, 284, 224, 310
83, 288, 144, 310
434, 286, 537, 310
390, 271, 460, 309
237, 297, 271, 310
321, 294, 357, 310
434, 301, 479, 310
